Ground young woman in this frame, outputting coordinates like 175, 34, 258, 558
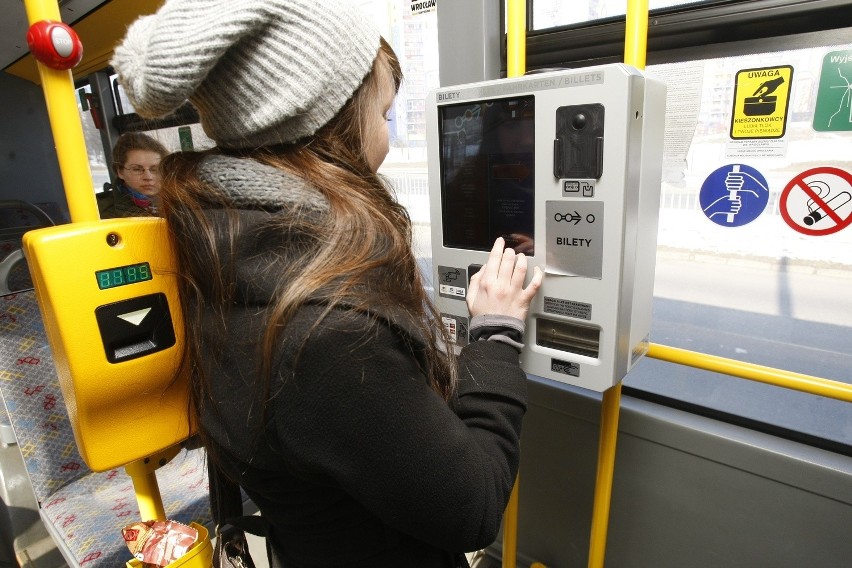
112, 1, 542, 566
110, 132, 168, 215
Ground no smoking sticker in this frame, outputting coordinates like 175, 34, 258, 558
779, 167, 852, 236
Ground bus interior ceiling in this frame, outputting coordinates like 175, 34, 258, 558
0, 1, 851, 567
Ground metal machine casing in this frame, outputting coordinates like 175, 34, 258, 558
427, 65, 666, 391
22, 218, 189, 471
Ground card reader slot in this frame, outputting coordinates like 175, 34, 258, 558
536, 318, 600, 359
112, 337, 157, 361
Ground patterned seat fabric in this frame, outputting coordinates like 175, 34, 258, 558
0, 291, 212, 566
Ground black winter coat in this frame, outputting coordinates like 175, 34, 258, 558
195, 156, 528, 567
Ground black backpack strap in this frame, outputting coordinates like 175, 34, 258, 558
209, 463, 270, 567
209, 463, 245, 526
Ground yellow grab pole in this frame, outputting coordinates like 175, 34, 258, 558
502, 474, 520, 568
587, 383, 623, 568
23, 0, 99, 223
506, 0, 526, 79
122, 444, 181, 521
588, 3, 649, 568
648, 343, 852, 403
624, 0, 649, 70
503, 1, 526, 567
124, 462, 166, 521
124, 464, 168, 522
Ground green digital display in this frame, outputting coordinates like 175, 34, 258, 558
95, 262, 152, 290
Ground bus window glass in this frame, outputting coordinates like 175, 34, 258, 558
140, 124, 215, 154
625, 40, 852, 449
531, 0, 712, 30
76, 83, 109, 194
364, 1, 440, 273
110, 75, 216, 153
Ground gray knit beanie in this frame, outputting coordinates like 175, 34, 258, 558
111, 0, 380, 149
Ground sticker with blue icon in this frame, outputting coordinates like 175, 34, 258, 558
699, 164, 770, 226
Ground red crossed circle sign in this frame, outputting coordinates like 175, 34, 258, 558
779, 166, 852, 236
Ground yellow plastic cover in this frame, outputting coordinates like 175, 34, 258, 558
22, 218, 191, 471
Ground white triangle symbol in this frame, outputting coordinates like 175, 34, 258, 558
118, 307, 152, 326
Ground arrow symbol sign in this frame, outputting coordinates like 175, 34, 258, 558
117, 307, 151, 326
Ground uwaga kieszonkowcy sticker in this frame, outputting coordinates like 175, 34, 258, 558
730, 66, 793, 140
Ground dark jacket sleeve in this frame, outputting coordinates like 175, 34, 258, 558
269, 307, 527, 552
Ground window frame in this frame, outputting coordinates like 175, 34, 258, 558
499, 0, 852, 455
504, 0, 852, 74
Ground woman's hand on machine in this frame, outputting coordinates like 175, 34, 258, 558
467, 237, 543, 321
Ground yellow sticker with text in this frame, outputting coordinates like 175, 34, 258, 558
730, 65, 793, 139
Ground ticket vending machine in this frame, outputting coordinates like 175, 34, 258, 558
427, 65, 666, 391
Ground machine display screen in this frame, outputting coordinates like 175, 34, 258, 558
438, 95, 535, 253
95, 262, 152, 290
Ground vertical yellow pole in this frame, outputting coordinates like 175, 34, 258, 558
587, 383, 622, 568
124, 462, 168, 521
587, 3, 649, 568
502, 474, 520, 568
504, 1, 526, 567
506, 0, 526, 79
22, 0, 99, 223
624, 0, 649, 69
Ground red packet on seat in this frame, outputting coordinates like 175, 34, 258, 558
122, 520, 198, 567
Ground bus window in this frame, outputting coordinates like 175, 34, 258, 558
110, 75, 216, 153
76, 83, 110, 194
531, 0, 714, 30
511, 0, 852, 452
365, 2, 440, 273
623, 40, 852, 450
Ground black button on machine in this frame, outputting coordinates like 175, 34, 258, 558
468, 264, 483, 284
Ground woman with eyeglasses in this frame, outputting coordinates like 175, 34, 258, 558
109, 132, 168, 215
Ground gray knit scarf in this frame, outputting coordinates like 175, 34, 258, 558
196, 154, 330, 214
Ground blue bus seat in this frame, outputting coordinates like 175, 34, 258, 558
0, 200, 56, 442
0, 290, 213, 567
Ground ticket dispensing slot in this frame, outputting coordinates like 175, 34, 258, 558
537, 319, 600, 359
427, 65, 666, 392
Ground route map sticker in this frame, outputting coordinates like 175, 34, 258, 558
813, 49, 852, 132
730, 65, 793, 139
779, 167, 852, 236
699, 164, 769, 227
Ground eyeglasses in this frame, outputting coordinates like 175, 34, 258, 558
123, 165, 160, 176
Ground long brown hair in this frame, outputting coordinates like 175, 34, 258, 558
160, 38, 456, 445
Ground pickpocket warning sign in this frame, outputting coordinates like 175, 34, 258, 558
730, 66, 793, 139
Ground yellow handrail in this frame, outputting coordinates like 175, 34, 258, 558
503, 3, 526, 566
23, 0, 168, 522
23, 0, 99, 223
506, 0, 526, 79
624, 0, 649, 70
587, 2, 649, 568
502, 474, 520, 567
647, 343, 852, 403
587, 382, 623, 568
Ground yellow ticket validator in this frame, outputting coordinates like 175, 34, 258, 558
22, 218, 190, 472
